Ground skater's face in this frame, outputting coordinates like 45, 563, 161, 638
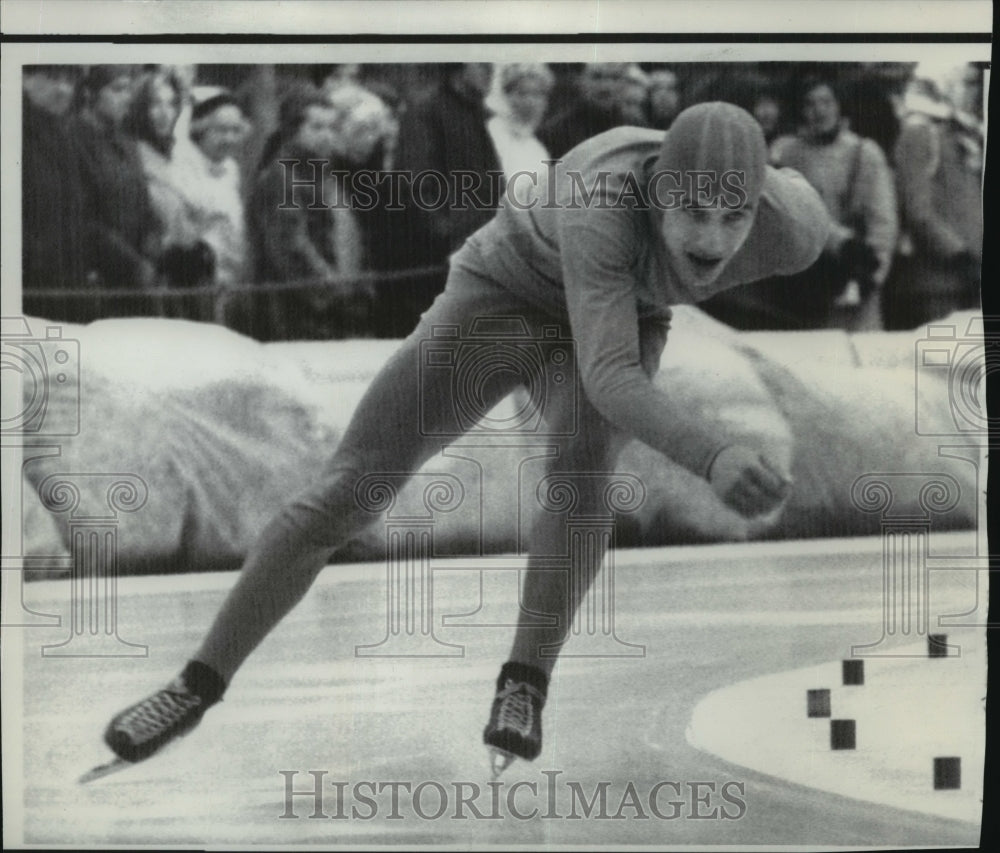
295, 104, 339, 158
94, 74, 135, 126
659, 194, 756, 293
803, 83, 840, 136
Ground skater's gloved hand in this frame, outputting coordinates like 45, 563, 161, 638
708, 445, 793, 517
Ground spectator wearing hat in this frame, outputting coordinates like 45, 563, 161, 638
487, 63, 555, 207
72, 64, 160, 317
184, 91, 252, 325
22, 65, 90, 322
880, 64, 984, 329
251, 85, 366, 340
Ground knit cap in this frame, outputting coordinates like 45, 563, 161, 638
653, 101, 767, 208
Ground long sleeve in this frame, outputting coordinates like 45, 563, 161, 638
394, 102, 451, 245
894, 119, 966, 260
853, 140, 899, 284
558, 211, 727, 478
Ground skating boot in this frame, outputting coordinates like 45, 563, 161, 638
483, 661, 548, 777
81, 661, 225, 782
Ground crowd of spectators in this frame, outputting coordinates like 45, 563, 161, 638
22, 60, 985, 339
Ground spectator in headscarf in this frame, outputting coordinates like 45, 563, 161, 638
536, 62, 630, 158
647, 68, 681, 130
22, 65, 90, 322
251, 85, 367, 340
880, 63, 984, 329
72, 64, 160, 317
487, 63, 555, 206
185, 91, 252, 323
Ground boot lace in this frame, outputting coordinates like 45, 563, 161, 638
495, 679, 544, 737
117, 679, 202, 743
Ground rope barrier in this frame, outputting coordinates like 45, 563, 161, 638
22, 264, 450, 301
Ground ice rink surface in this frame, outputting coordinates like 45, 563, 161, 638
8, 532, 985, 848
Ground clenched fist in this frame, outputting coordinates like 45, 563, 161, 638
708, 445, 792, 517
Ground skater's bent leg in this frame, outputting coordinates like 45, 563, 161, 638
509, 469, 616, 678
509, 415, 621, 677
506, 318, 667, 679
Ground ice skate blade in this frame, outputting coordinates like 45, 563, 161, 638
78, 756, 133, 785
489, 747, 517, 778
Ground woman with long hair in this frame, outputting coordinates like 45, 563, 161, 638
126, 69, 217, 319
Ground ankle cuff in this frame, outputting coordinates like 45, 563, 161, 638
182, 660, 227, 705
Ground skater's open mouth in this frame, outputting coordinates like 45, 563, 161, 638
686, 253, 724, 270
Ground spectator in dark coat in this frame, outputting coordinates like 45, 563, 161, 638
22, 65, 90, 323
536, 63, 630, 158
72, 64, 160, 317
251, 86, 367, 341
375, 63, 503, 336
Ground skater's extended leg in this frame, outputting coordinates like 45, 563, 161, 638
103, 270, 540, 765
